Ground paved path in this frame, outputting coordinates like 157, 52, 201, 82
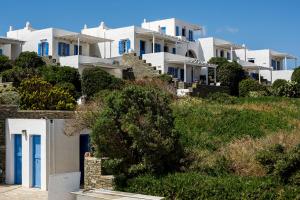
0, 185, 48, 200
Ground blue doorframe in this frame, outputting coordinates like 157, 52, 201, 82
14, 134, 22, 184
80, 134, 90, 184
32, 135, 41, 188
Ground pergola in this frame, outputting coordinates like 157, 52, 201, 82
270, 50, 297, 70
0, 37, 24, 45
55, 33, 113, 58
237, 60, 272, 83
214, 38, 244, 61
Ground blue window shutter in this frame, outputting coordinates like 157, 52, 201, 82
74, 45, 78, 55
38, 43, 42, 56
58, 43, 62, 56
126, 40, 131, 52
0, 49, 2, 55
66, 44, 70, 56
45, 42, 49, 56
118, 40, 124, 54
176, 26, 180, 36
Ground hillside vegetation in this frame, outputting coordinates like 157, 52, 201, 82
120, 96, 300, 199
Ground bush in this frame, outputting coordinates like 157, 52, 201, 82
0, 91, 20, 105
272, 79, 287, 90
272, 81, 299, 98
1, 66, 40, 87
19, 77, 76, 110
39, 65, 81, 95
15, 51, 45, 68
82, 67, 123, 99
91, 85, 183, 178
120, 173, 300, 200
291, 67, 300, 83
156, 74, 173, 83
239, 79, 266, 97
206, 92, 237, 104
218, 62, 245, 96
55, 82, 79, 100
0, 55, 12, 73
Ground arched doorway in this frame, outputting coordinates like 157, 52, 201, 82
185, 50, 197, 58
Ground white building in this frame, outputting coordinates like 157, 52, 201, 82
82, 19, 216, 84
235, 48, 298, 83
6, 22, 124, 76
0, 36, 23, 60
5, 118, 80, 191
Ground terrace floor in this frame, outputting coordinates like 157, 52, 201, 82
0, 185, 48, 200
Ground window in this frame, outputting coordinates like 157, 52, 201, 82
119, 39, 131, 55
74, 45, 82, 55
161, 27, 166, 34
168, 67, 178, 78
271, 59, 277, 70
182, 28, 186, 37
154, 43, 161, 53
276, 61, 281, 70
227, 52, 231, 60
188, 30, 194, 41
164, 46, 169, 53
58, 42, 70, 56
0, 49, 2, 56
248, 59, 255, 63
140, 40, 146, 56
172, 48, 176, 54
176, 26, 180, 36
220, 50, 224, 58
38, 42, 49, 56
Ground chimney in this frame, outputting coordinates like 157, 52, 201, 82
84, 24, 88, 29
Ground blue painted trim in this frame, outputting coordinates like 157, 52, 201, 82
32, 135, 41, 188
14, 134, 22, 185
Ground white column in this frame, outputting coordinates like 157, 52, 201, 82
77, 37, 80, 68
230, 46, 234, 61
206, 67, 209, 85
110, 41, 112, 58
270, 68, 273, 84
184, 62, 187, 83
258, 66, 261, 84
284, 56, 287, 70
104, 32, 106, 59
214, 67, 217, 85
152, 34, 155, 53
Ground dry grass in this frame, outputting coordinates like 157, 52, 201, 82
222, 127, 300, 177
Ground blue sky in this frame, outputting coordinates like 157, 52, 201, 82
0, 0, 299, 68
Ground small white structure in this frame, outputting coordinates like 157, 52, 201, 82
236, 48, 298, 83
5, 119, 80, 191
0, 37, 23, 60
6, 22, 116, 72
82, 18, 216, 84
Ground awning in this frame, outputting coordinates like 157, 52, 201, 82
214, 38, 244, 49
55, 34, 113, 44
166, 56, 216, 68
0, 37, 24, 45
237, 60, 271, 71
136, 28, 187, 44
270, 50, 297, 59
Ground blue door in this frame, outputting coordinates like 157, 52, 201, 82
32, 135, 41, 188
80, 134, 90, 184
14, 135, 22, 184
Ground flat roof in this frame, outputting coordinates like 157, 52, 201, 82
0, 37, 24, 45
55, 33, 113, 44
270, 50, 297, 59
237, 60, 271, 70
214, 38, 244, 49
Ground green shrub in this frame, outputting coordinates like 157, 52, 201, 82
91, 85, 183, 177
0, 55, 12, 73
120, 173, 300, 200
273, 81, 299, 98
218, 62, 245, 96
55, 82, 79, 100
0, 91, 20, 105
239, 79, 266, 97
156, 74, 173, 83
1, 66, 40, 87
15, 51, 45, 68
19, 77, 76, 110
291, 67, 300, 83
39, 65, 81, 94
82, 67, 123, 99
272, 79, 287, 90
206, 92, 237, 104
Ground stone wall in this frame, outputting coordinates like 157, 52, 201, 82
84, 157, 114, 190
0, 105, 74, 184
121, 53, 160, 80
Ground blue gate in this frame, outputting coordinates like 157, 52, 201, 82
14, 134, 22, 184
32, 135, 41, 188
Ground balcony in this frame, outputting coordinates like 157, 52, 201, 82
59, 55, 114, 68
